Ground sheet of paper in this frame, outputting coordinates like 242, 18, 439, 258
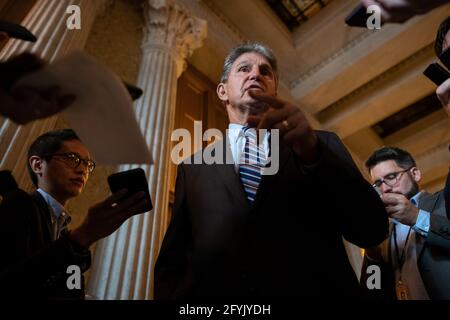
16, 50, 153, 165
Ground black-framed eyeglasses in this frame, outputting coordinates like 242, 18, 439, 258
44, 152, 96, 173
372, 167, 413, 189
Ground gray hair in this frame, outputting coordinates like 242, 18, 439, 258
220, 42, 278, 85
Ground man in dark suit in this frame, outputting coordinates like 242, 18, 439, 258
435, 16, 450, 117
0, 129, 150, 299
362, 147, 450, 300
154, 43, 389, 300
434, 16, 450, 219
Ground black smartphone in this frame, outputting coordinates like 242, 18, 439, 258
345, 3, 385, 28
123, 81, 143, 101
0, 19, 37, 42
345, 4, 369, 27
107, 168, 153, 212
439, 46, 450, 70
423, 63, 450, 86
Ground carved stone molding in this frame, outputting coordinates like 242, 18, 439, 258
318, 43, 434, 121
200, 0, 246, 43
290, 30, 372, 89
142, 0, 207, 77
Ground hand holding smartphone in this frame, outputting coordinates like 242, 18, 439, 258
107, 168, 153, 212
423, 47, 450, 86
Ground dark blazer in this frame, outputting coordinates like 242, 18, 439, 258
0, 171, 91, 299
361, 191, 450, 300
417, 191, 450, 299
444, 169, 450, 219
154, 130, 389, 300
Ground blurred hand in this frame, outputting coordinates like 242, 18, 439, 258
246, 89, 318, 164
0, 53, 76, 124
362, 0, 449, 23
381, 193, 419, 226
0, 31, 8, 41
70, 189, 150, 249
437, 78, 450, 116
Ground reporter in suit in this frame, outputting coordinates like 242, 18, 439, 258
154, 43, 389, 300
362, 147, 450, 300
0, 129, 149, 299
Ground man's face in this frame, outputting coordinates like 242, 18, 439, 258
217, 52, 277, 116
370, 160, 420, 199
35, 139, 92, 202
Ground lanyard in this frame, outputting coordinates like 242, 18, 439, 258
393, 224, 413, 277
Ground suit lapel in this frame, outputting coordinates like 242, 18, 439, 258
213, 132, 292, 210
213, 138, 250, 210
415, 192, 439, 259
252, 141, 292, 209
31, 191, 53, 242
417, 192, 438, 213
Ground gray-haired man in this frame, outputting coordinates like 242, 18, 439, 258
154, 42, 388, 300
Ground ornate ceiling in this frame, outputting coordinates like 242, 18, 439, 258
183, 0, 450, 191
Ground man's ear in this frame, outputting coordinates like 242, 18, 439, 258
217, 83, 228, 103
29, 156, 44, 178
411, 167, 421, 183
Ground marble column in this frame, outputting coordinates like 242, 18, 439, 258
86, 0, 206, 300
0, 0, 109, 191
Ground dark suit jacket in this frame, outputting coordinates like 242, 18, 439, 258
0, 171, 91, 299
154, 130, 389, 300
444, 169, 450, 219
361, 191, 450, 300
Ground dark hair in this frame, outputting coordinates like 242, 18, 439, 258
220, 42, 278, 85
435, 16, 450, 55
27, 129, 80, 187
365, 147, 416, 172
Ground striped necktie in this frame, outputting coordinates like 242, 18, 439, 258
238, 127, 266, 203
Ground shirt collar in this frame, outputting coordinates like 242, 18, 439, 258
410, 191, 422, 207
37, 188, 66, 218
227, 123, 271, 142
228, 123, 245, 143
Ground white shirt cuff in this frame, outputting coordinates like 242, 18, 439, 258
414, 210, 430, 237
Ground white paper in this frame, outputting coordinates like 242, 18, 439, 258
16, 50, 153, 165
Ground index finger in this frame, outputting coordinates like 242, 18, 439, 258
0, 32, 9, 42
248, 89, 284, 109
436, 78, 450, 104
381, 193, 402, 205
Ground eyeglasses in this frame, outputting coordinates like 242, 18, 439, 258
372, 167, 413, 189
44, 152, 96, 173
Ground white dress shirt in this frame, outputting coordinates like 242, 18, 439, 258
37, 188, 71, 240
227, 123, 270, 173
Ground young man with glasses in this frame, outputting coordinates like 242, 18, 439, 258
361, 146, 450, 300
0, 129, 150, 299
